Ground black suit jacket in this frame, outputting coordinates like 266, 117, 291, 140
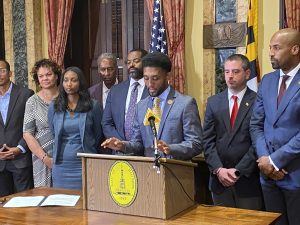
0, 83, 34, 171
203, 88, 261, 196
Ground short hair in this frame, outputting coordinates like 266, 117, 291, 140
97, 53, 117, 69
142, 52, 172, 72
31, 59, 62, 86
54, 66, 92, 112
0, 59, 11, 71
129, 48, 148, 58
225, 54, 250, 71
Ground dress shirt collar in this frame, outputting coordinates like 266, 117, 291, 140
280, 62, 300, 79
227, 86, 247, 102
0, 82, 12, 97
129, 77, 145, 88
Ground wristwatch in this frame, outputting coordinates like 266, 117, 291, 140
235, 170, 241, 177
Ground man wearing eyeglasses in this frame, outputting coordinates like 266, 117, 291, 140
89, 53, 118, 109
0, 60, 34, 197
102, 49, 149, 152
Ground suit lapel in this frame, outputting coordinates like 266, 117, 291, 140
275, 70, 300, 123
119, 80, 130, 130
269, 71, 280, 120
219, 90, 231, 133
5, 84, 20, 126
228, 88, 254, 144
79, 112, 87, 144
157, 88, 176, 139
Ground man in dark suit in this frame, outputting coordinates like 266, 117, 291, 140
101, 52, 202, 160
203, 54, 263, 210
0, 59, 34, 197
88, 53, 118, 109
250, 28, 300, 225
102, 49, 148, 144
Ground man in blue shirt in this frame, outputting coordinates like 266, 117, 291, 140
0, 59, 34, 197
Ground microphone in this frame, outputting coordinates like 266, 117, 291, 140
148, 116, 157, 138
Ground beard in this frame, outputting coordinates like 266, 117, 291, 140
129, 68, 143, 80
270, 58, 280, 69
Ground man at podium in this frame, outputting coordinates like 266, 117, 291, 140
101, 52, 202, 160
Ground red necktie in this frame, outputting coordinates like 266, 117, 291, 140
277, 75, 290, 107
230, 95, 238, 129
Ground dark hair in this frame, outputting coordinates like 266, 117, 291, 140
54, 67, 93, 112
225, 54, 250, 71
142, 52, 172, 72
129, 48, 148, 58
31, 59, 62, 86
0, 59, 11, 71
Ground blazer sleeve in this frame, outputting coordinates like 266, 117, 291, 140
91, 100, 104, 150
250, 78, 269, 158
47, 102, 55, 136
203, 98, 223, 172
101, 90, 123, 140
168, 98, 203, 160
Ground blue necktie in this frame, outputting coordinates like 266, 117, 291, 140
124, 82, 139, 140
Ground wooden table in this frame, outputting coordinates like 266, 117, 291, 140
0, 187, 280, 225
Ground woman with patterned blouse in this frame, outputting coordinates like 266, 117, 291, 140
23, 59, 61, 187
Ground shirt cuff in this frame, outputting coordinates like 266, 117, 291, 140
269, 156, 279, 171
17, 145, 26, 154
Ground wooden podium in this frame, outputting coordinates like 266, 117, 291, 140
78, 153, 197, 219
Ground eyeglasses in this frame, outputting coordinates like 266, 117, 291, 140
98, 67, 115, 73
0, 68, 8, 74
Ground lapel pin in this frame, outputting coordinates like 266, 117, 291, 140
298, 81, 300, 85
245, 102, 249, 106
167, 99, 173, 105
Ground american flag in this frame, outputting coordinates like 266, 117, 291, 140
149, 0, 168, 54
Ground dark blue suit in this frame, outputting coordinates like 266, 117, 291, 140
102, 79, 148, 140
250, 68, 300, 225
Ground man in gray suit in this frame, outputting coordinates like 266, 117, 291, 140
102, 52, 202, 160
0, 60, 34, 197
203, 54, 262, 210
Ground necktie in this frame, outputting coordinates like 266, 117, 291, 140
230, 95, 238, 129
124, 82, 139, 140
277, 75, 290, 107
152, 97, 161, 131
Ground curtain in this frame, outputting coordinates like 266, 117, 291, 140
44, 0, 75, 68
146, 0, 185, 93
285, 0, 300, 31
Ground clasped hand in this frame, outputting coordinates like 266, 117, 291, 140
0, 144, 21, 160
257, 156, 287, 181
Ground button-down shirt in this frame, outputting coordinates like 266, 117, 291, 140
0, 82, 12, 124
125, 78, 145, 115
227, 86, 247, 116
102, 80, 118, 109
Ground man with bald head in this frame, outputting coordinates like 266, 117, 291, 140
250, 28, 300, 225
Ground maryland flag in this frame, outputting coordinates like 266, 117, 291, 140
246, 0, 260, 92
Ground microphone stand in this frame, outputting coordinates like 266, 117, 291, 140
148, 116, 161, 173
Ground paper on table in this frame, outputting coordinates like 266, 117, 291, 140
3, 194, 80, 207
3, 196, 45, 207
40, 194, 80, 207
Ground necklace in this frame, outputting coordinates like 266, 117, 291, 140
66, 105, 75, 112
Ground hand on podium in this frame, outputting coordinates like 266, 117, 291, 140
101, 137, 125, 151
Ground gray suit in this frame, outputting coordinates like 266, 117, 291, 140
124, 87, 203, 160
0, 83, 34, 197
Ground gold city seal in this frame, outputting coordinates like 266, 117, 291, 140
108, 161, 138, 207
